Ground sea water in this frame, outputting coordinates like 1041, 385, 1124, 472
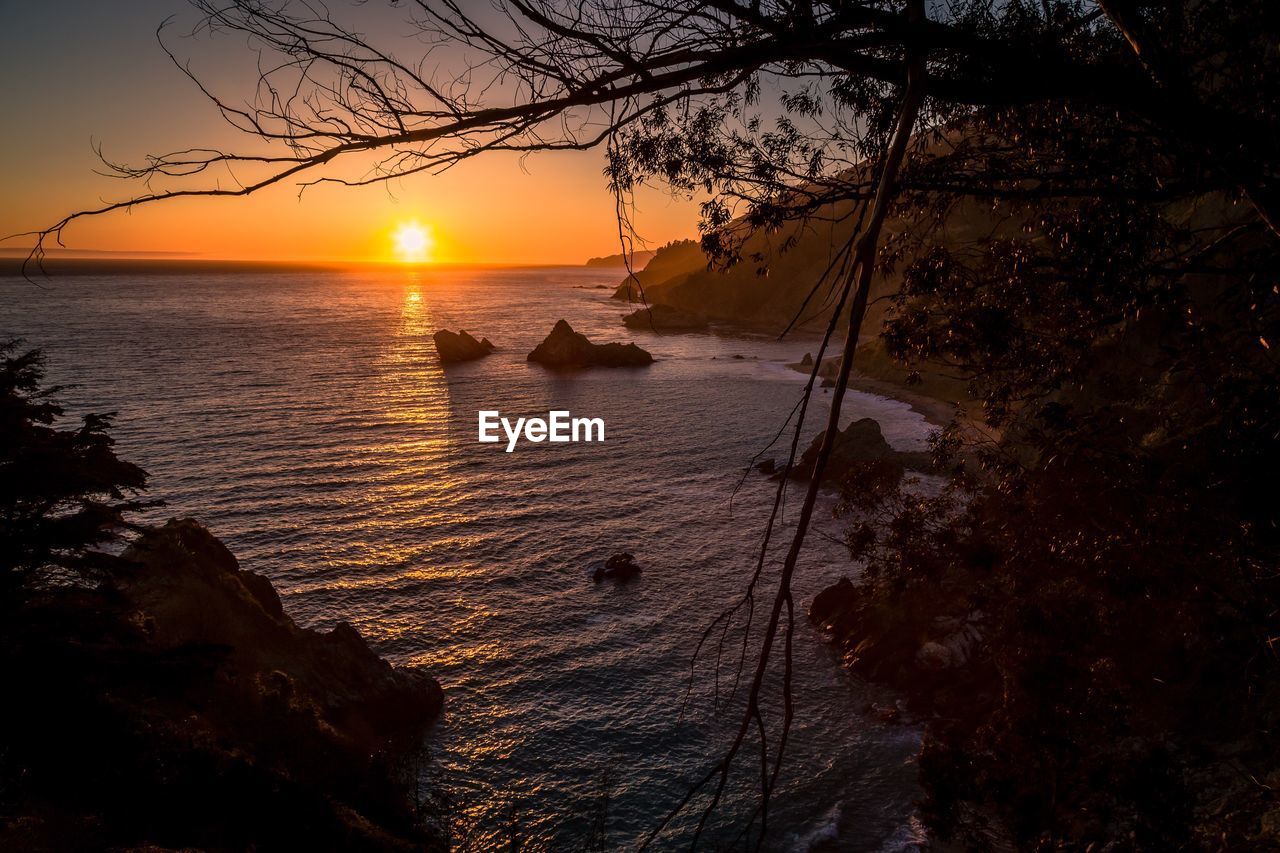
2, 265, 931, 850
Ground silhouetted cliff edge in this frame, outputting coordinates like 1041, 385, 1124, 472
0, 518, 443, 851
611, 232, 978, 412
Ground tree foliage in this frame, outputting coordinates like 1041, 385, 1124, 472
0, 343, 151, 588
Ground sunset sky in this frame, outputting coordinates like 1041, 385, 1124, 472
0, 1, 703, 265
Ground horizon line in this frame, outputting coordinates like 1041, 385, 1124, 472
0, 252, 633, 271
0, 253, 645, 274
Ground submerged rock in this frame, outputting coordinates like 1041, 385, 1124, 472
433, 328, 495, 363
622, 303, 709, 331
593, 552, 642, 582
528, 319, 653, 368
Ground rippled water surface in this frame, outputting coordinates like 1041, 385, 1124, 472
2, 266, 931, 850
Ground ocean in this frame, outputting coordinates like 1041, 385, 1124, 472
1, 264, 931, 850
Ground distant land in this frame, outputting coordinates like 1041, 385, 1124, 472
0, 247, 195, 259
0, 256, 582, 276
0, 256, 351, 277
583, 249, 657, 268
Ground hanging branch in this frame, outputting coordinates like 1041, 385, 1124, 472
646, 2, 928, 847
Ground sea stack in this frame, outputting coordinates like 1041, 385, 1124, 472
433, 329, 495, 363
527, 319, 653, 368
786, 417, 933, 485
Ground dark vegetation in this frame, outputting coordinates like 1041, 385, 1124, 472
26, 0, 1280, 847
812, 186, 1280, 846
0, 344, 444, 850
622, 302, 709, 331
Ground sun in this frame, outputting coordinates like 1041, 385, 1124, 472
392, 221, 434, 263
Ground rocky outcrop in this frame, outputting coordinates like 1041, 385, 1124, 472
1, 518, 443, 851
593, 552, 642, 582
809, 576, 990, 709
433, 328, 494, 363
622, 303, 709, 331
118, 519, 443, 738
527, 319, 653, 368
787, 417, 933, 485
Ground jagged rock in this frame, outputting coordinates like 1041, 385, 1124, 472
755, 458, 777, 476
622, 303, 709, 331
785, 417, 935, 486
4, 517, 444, 850
819, 357, 842, 380
789, 417, 901, 484
433, 328, 494, 363
119, 519, 443, 738
528, 320, 653, 368
789, 354, 842, 380
612, 279, 643, 301
811, 577, 857, 630
593, 552, 642, 582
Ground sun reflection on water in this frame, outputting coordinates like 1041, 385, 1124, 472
331, 278, 467, 593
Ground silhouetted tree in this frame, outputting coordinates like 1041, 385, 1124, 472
0, 342, 151, 589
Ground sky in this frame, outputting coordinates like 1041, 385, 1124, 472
0, 1, 703, 265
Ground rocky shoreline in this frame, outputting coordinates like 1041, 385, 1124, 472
786, 353, 961, 429
1, 519, 443, 851
606, 289, 970, 431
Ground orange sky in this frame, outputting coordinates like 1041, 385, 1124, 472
0, 2, 702, 265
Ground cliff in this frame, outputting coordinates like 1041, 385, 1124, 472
612, 199, 1002, 335
0, 519, 443, 851
611, 239, 708, 302
608, 200, 1000, 413
584, 249, 657, 268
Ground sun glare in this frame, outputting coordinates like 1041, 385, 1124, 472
393, 222, 434, 263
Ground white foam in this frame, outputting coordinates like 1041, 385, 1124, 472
788, 804, 842, 851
